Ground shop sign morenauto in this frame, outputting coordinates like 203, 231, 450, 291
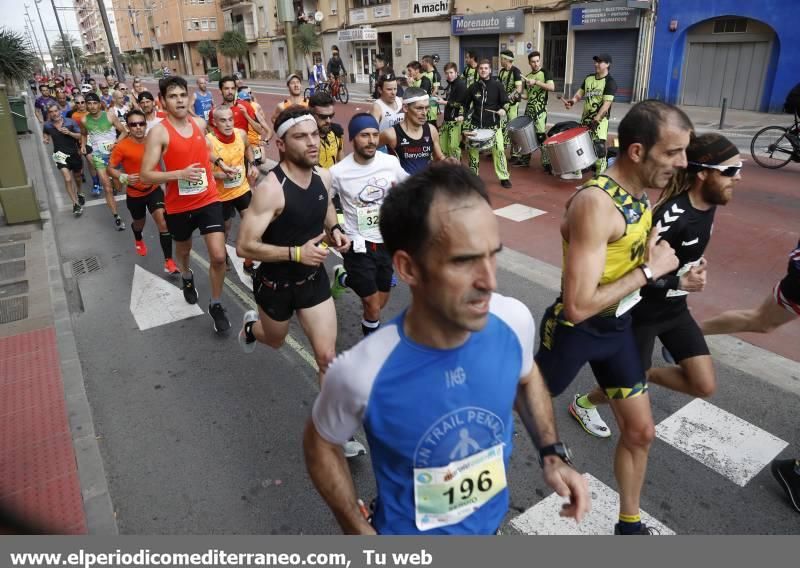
412, 0, 450, 18
451, 9, 524, 35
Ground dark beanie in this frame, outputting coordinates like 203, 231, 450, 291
687, 133, 738, 166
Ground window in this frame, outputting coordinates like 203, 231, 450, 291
192, 19, 200, 31
201, 19, 209, 30
210, 18, 217, 31
713, 18, 747, 33
186, 19, 192, 30
353, 0, 389, 6
155, 25, 160, 37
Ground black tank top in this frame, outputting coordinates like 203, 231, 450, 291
392, 122, 433, 175
259, 165, 328, 281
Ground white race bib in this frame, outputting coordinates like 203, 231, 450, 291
666, 259, 702, 298
98, 140, 114, 154
616, 288, 642, 317
253, 145, 263, 161
222, 166, 244, 189
356, 204, 380, 234
413, 444, 507, 531
178, 170, 209, 195
52, 151, 69, 165
203, 109, 210, 121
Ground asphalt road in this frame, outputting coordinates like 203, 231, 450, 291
41, 163, 799, 534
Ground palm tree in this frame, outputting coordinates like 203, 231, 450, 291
0, 28, 37, 89
196, 40, 218, 72
52, 35, 84, 69
295, 23, 320, 76
217, 31, 248, 75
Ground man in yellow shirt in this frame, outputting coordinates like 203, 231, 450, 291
309, 91, 344, 169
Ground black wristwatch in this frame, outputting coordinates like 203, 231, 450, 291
640, 263, 655, 285
538, 442, 573, 467
214, 157, 224, 167
330, 223, 344, 236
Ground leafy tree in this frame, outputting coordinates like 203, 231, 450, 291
51, 35, 84, 69
295, 23, 320, 73
217, 31, 248, 74
0, 27, 37, 86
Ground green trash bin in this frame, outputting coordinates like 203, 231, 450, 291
8, 97, 28, 134
207, 67, 221, 82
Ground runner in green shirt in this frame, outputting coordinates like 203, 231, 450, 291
563, 53, 617, 177
515, 51, 555, 170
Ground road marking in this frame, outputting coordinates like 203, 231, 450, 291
655, 399, 788, 487
189, 250, 319, 371
494, 203, 547, 222
129, 264, 204, 330
81, 194, 127, 208
225, 244, 254, 292
508, 473, 675, 535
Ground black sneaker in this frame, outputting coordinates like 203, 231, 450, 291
114, 215, 126, 231
500, 179, 512, 189
771, 458, 800, 513
181, 271, 198, 305
77, 192, 86, 206
209, 303, 231, 333
72, 203, 83, 216
614, 523, 660, 535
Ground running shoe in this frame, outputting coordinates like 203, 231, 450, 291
72, 203, 83, 217
500, 179, 512, 188
134, 239, 147, 256
330, 264, 348, 299
209, 302, 231, 333
614, 523, 661, 535
77, 192, 86, 206
114, 215, 126, 231
238, 310, 259, 354
568, 394, 612, 438
181, 270, 198, 305
771, 458, 800, 513
91, 184, 102, 196
163, 258, 180, 275
243, 261, 256, 277
560, 172, 583, 180
661, 345, 676, 365
343, 438, 367, 458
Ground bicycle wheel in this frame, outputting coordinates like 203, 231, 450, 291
751, 125, 793, 169
338, 83, 349, 104
304, 87, 312, 99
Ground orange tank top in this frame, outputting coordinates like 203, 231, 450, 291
161, 117, 219, 214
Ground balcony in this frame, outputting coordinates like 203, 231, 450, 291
232, 21, 257, 42
221, 0, 254, 8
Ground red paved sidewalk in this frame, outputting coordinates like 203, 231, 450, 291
0, 327, 86, 534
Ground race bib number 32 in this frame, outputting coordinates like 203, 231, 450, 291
413, 444, 506, 531
356, 204, 380, 234
178, 170, 209, 195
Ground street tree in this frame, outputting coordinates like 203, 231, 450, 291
217, 31, 248, 75
0, 28, 37, 88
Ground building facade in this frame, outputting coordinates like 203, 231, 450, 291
75, 0, 121, 61
648, 0, 797, 112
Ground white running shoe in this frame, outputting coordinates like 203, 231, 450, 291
343, 438, 367, 458
569, 394, 612, 438
238, 310, 258, 353
560, 171, 583, 180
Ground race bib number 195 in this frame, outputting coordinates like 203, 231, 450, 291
178, 170, 209, 195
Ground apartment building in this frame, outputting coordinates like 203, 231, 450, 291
113, 0, 226, 76
74, 0, 121, 59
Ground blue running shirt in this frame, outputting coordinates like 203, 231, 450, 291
312, 293, 535, 534
193, 91, 214, 120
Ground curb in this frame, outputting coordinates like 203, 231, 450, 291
27, 100, 119, 535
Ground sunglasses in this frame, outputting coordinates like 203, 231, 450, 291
127, 121, 146, 127
689, 161, 743, 177
316, 113, 335, 120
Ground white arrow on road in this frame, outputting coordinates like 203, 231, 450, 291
130, 264, 204, 331
225, 244, 254, 291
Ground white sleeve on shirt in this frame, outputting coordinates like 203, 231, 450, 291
489, 293, 535, 378
312, 324, 402, 445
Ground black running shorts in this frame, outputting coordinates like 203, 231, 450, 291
343, 241, 393, 298
535, 302, 648, 400
632, 308, 710, 370
165, 201, 224, 242
57, 153, 83, 173
126, 187, 165, 220
253, 266, 331, 322
222, 191, 252, 221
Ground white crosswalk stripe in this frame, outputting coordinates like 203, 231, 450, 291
494, 203, 547, 222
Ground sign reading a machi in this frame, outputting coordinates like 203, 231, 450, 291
413, 0, 450, 18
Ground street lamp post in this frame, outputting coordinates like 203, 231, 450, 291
30, 1, 56, 74
23, 9, 47, 72
45, 0, 81, 87
96, 0, 125, 81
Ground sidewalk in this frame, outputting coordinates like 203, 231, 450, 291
0, 104, 115, 534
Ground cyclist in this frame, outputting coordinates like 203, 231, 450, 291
327, 47, 347, 89
309, 56, 327, 96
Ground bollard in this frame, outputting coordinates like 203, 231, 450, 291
719, 97, 728, 130
0, 84, 40, 224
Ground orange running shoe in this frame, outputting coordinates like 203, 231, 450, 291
163, 258, 180, 275
135, 240, 147, 256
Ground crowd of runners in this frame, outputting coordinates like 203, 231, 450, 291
32, 55, 799, 534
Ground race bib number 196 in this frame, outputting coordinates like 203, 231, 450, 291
413, 444, 506, 531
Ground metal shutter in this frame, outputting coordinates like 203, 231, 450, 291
572, 29, 639, 102
417, 37, 451, 69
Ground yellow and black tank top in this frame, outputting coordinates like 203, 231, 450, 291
562, 175, 652, 316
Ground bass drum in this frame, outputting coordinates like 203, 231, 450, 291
543, 127, 597, 175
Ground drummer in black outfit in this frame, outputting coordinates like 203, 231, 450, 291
463, 59, 511, 188
569, 133, 742, 438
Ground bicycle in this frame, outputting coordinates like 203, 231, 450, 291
329, 75, 349, 104
750, 111, 800, 169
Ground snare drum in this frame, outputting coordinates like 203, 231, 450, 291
507, 116, 538, 156
542, 127, 597, 174
466, 128, 496, 152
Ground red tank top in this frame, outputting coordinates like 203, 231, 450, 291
161, 117, 219, 214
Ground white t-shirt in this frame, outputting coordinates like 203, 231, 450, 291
330, 152, 408, 243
